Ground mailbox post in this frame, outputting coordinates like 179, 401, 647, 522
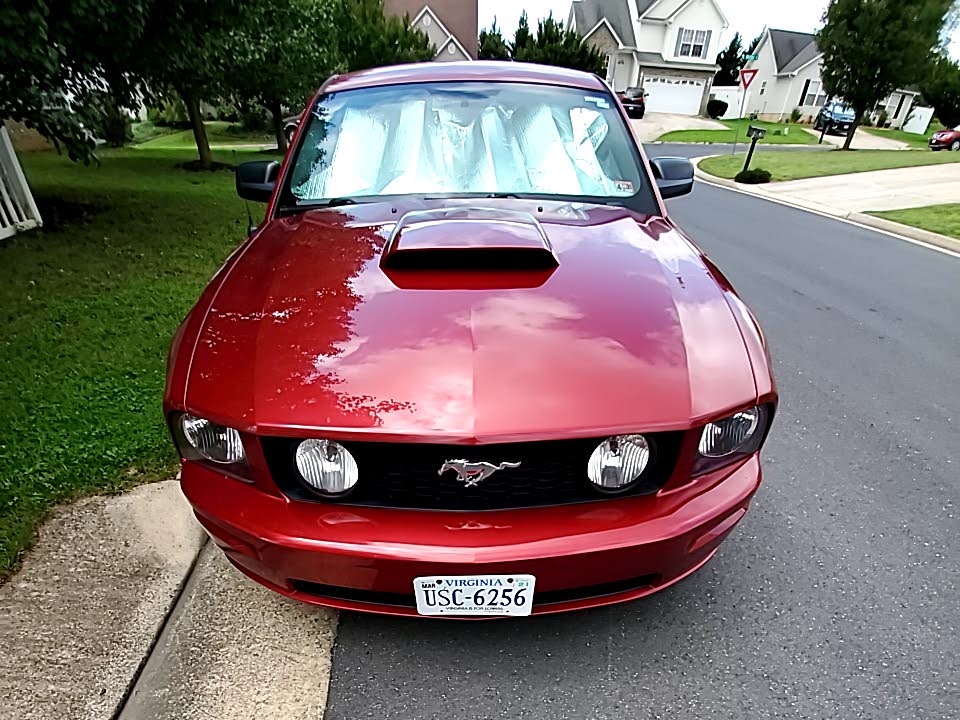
742, 125, 766, 173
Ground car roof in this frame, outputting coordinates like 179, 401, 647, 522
322, 61, 608, 94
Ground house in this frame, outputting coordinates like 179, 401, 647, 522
384, 0, 478, 61
568, 0, 728, 115
742, 28, 921, 129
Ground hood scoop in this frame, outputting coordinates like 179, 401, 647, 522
381, 208, 559, 271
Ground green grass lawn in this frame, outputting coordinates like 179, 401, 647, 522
861, 126, 934, 150
657, 119, 820, 145
869, 204, 960, 240
0, 147, 277, 575
698, 148, 960, 182
137, 120, 275, 149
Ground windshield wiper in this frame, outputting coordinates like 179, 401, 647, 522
485, 193, 522, 199
318, 197, 357, 207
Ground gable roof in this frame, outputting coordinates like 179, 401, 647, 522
635, 0, 659, 16
571, 0, 636, 47
768, 29, 820, 74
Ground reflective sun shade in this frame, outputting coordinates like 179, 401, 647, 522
288, 82, 644, 203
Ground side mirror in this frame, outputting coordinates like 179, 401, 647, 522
236, 160, 280, 203
649, 157, 694, 199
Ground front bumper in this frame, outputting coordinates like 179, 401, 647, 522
183, 455, 762, 617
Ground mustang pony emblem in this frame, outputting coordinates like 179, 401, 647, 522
439, 460, 521, 487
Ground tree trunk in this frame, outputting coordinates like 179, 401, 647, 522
180, 87, 212, 167
270, 98, 287, 154
842, 110, 863, 151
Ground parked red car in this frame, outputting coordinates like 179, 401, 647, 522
165, 61, 777, 618
929, 125, 960, 151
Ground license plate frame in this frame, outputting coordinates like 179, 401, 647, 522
413, 574, 536, 617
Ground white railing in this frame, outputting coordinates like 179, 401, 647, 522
0, 126, 42, 240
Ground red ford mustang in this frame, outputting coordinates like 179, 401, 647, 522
164, 62, 777, 618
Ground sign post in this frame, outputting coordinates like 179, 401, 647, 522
732, 68, 759, 155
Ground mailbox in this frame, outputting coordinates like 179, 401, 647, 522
746, 125, 767, 140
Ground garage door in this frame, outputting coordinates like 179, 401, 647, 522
643, 76, 703, 115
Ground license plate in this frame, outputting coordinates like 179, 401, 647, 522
413, 574, 536, 616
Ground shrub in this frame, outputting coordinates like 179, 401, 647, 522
734, 168, 772, 184
236, 106, 270, 132
877, 109, 889, 127
706, 98, 728, 119
790, 107, 802, 123
146, 97, 188, 127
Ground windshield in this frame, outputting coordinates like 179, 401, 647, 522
829, 103, 855, 118
284, 81, 651, 211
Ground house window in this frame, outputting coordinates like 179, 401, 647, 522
803, 80, 828, 107
759, 81, 767, 96
676, 28, 711, 59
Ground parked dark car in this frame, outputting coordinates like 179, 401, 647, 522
813, 102, 856, 135
617, 87, 647, 119
929, 125, 960, 151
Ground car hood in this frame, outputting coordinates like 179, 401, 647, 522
184, 201, 757, 441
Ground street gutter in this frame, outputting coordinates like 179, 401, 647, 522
692, 157, 960, 257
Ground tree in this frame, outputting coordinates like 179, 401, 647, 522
715, 33, 744, 86
511, 12, 536, 58
817, 0, 953, 150
335, 0, 435, 73
747, 31, 765, 56
0, 1, 150, 163
512, 13, 606, 75
920, 54, 960, 128
136, 0, 244, 168
227, 0, 339, 152
479, 19, 511, 60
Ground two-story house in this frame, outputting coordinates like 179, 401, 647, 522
384, 0, 478, 61
743, 28, 921, 129
569, 0, 727, 115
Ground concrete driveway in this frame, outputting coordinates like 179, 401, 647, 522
759, 162, 960, 212
632, 112, 726, 142
802, 126, 908, 150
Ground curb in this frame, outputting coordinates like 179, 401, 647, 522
691, 158, 960, 256
648, 141, 812, 148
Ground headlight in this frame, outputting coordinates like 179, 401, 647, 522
587, 434, 650, 492
295, 439, 359, 495
180, 414, 245, 464
698, 406, 763, 458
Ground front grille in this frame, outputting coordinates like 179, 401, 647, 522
290, 573, 659, 608
261, 433, 682, 511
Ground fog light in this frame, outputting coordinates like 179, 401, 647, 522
587, 435, 650, 491
295, 439, 359, 495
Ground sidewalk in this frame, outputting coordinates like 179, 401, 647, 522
755, 163, 960, 212
0, 480, 338, 720
693, 160, 960, 255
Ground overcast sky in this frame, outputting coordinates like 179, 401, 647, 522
479, 0, 959, 57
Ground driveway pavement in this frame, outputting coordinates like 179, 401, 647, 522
755, 162, 960, 212
632, 112, 726, 142
802, 127, 908, 150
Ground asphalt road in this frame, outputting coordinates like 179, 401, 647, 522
325, 180, 959, 719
